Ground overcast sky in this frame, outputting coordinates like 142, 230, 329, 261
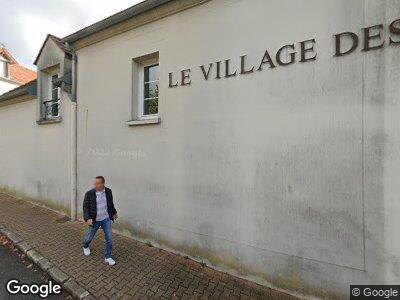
0, 0, 143, 69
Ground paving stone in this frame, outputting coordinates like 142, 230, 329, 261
27, 249, 44, 264
6, 231, 23, 244
82, 295, 96, 300
0, 192, 298, 300
15, 241, 32, 253
37, 257, 52, 271
48, 267, 69, 283
64, 279, 90, 299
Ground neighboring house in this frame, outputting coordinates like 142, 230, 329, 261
0, 44, 36, 95
0, 1, 400, 298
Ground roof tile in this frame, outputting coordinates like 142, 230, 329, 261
9, 64, 37, 85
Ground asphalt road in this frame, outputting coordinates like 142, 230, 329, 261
0, 238, 70, 299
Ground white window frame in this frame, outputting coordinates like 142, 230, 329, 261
0, 57, 8, 78
138, 58, 159, 120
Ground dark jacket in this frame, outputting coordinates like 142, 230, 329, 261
83, 187, 117, 222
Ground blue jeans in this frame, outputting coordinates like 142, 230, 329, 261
82, 218, 112, 258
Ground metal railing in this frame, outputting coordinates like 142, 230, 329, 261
43, 99, 60, 119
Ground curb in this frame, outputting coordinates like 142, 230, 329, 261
0, 226, 90, 299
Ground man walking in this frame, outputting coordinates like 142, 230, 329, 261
82, 176, 117, 266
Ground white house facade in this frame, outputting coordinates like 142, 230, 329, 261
0, 0, 400, 298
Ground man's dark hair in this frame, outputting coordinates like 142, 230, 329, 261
95, 176, 105, 183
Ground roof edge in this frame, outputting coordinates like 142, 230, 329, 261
0, 79, 37, 104
34, 34, 70, 65
62, 0, 210, 49
62, 0, 172, 44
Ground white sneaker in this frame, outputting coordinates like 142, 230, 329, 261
83, 247, 90, 256
104, 257, 116, 266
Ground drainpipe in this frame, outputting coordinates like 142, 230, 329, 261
67, 42, 78, 221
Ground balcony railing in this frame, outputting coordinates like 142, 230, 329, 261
43, 99, 60, 119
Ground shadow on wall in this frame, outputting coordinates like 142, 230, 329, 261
111, 218, 344, 300
0, 186, 361, 299
0, 186, 70, 217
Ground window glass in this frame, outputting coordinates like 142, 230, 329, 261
44, 74, 60, 119
144, 98, 159, 115
144, 82, 158, 99
51, 75, 59, 100
144, 64, 159, 82
143, 64, 159, 115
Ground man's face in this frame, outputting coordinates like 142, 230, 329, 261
94, 178, 105, 191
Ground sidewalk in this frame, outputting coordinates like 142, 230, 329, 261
0, 192, 296, 300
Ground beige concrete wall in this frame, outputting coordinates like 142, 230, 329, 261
0, 37, 72, 212
75, 0, 400, 297
0, 96, 72, 213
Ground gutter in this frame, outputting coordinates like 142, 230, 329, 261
66, 43, 78, 221
0, 80, 37, 103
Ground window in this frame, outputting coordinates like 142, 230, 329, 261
139, 62, 159, 118
143, 64, 159, 116
129, 52, 160, 126
0, 59, 8, 78
43, 74, 60, 119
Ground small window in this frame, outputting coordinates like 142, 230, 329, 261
143, 64, 159, 116
130, 52, 160, 124
43, 74, 60, 119
0, 59, 8, 78
138, 60, 159, 118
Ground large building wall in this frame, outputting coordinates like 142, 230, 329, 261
75, 0, 400, 297
0, 96, 72, 213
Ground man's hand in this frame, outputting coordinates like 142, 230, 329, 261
86, 219, 93, 226
113, 214, 118, 221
